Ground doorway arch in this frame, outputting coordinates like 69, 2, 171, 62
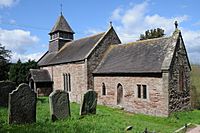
117, 83, 123, 105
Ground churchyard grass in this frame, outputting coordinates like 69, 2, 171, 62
0, 65, 199, 132
0, 97, 200, 133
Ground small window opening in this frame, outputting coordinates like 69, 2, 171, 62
102, 83, 106, 95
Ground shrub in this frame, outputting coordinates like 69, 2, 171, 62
0, 81, 16, 107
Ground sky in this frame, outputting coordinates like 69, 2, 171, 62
0, 0, 200, 64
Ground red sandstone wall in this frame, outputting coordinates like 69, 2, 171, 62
42, 63, 87, 103
94, 76, 169, 117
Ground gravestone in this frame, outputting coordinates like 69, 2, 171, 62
80, 89, 97, 115
8, 83, 36, 124
49, 90, 70, 122
0, 81, 16, 107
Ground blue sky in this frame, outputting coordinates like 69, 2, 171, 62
0, 0, 200, 64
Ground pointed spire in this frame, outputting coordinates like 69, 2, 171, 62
49, 14, 74, 34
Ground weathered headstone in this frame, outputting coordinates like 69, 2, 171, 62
0, 81, 16, 107
8, 83, 36, 124
49, 90, 70, 121
80, 89, 97, 115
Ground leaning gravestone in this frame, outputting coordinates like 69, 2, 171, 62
0, 81, 16, 107
80, 89, 98, 115
8, 83, 36, 124
49, 90, 70, 122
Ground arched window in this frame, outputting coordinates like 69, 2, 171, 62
117, 83, 123, 105
102, 83, 106, 95
63, 73, 71, 92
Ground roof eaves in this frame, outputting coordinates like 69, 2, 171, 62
38, 51, 58, 67
37, 51, 48, 65
38, 59, 85, 67
93, 71, 162, 74
93, 71, 162, 77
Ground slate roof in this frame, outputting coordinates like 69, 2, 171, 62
94, 36, 176, 74
38, 32, 105, 66
50, 14, 74, 34
29, 69, 52, 82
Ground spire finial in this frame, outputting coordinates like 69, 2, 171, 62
60, 3, 63, 15
110, 21, 112, 27
173, 20, 181, 36
175, 21, 178, 29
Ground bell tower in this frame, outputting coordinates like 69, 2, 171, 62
49, 13, 74, 52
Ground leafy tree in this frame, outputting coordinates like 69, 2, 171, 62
9, 59, 38, 85
139, 28, 165, 40
0, 43, 11, 81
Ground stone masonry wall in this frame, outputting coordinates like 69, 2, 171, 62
87, 27, 121, 90
168, 37, 191, 114
94, 76, 169, 117
42, 62, 87, 103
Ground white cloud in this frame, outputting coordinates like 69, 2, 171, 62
121, 1, 148, 29
111, 1, 188, 42
0, 28, 41, 62
109, 1, 200, 64
0, 28, 39, 54
111, 7, 123, 21
11, 52, 43, 63
144, 15, 188, 34
182, 30, 200, 53
0, 0, 19, 8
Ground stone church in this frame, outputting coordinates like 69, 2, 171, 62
29, 14, 191, 116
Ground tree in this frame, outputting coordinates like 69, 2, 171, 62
0, 43, 11, 81
9, 59, 38, 85
139, 28, 165, 40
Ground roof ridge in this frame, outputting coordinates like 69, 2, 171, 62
116, 36, 172, 47
73, 32, 105, 41
135, 36, 171, 43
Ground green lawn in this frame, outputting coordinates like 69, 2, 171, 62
0, 97, 200, 133
0, 65, 199, 133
